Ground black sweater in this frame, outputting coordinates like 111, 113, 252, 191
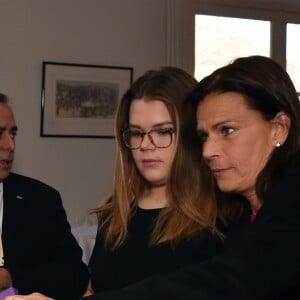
89, 207, 224, 292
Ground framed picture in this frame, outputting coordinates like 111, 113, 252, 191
40, 62, 133, 138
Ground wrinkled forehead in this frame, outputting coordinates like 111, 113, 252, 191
196, 92, 253, 129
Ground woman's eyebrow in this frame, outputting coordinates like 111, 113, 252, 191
129, 121, 174, 129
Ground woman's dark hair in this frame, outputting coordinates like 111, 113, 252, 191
184, 55, 300, 217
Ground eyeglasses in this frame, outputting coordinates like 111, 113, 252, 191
122, 127, 175, 150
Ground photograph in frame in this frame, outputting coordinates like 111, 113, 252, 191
40, 62, 133, 138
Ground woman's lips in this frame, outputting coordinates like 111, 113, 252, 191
142, 159, 160, 166
212, 167, 231, 178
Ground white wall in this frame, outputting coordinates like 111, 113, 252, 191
0, 0, 169, 227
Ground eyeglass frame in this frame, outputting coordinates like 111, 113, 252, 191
122, 127, 175, 150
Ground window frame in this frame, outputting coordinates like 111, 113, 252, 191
168, 0, 300, 85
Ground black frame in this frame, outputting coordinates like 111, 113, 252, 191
40, 61, 133, 138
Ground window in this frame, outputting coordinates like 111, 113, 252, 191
181, 2, 300, 94
287, 23, 300, 93
195, 15, 270, 81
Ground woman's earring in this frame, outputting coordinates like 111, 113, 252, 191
275, 142, 281, 148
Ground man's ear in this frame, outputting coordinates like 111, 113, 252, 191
271, 111, 291, 147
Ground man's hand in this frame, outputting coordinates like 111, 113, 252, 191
5, 293, 54, 300
0, 267, 13, 291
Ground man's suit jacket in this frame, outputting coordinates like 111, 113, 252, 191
2, 172, 90, 300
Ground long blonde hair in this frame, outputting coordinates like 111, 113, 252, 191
90, 67, 219, 250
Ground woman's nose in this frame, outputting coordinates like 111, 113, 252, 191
140, 133, 155, 150
202, 136, 219, 160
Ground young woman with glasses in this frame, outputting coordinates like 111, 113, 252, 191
81, 66, 225, 295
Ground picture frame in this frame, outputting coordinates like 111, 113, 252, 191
40, 61, 133, 138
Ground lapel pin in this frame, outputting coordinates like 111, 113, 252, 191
16, 195, 23, 200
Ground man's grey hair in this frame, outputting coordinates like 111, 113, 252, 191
0, 93, 9, 104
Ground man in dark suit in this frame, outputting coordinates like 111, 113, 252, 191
0, 93, 90, 300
